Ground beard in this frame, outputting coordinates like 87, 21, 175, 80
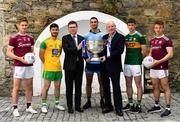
51, 33, 58, 37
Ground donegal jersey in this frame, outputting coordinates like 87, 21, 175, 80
8, 33, 34, 66
40, 37, 62, 72
125, 31, 146, 65
150, 35, 173, 70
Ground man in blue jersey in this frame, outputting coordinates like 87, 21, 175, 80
82, 17, 105, 109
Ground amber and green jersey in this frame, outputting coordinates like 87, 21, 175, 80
40, 37, 62, 71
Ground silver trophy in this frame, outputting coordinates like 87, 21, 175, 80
86, 39, 106, 61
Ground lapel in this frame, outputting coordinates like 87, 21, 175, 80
77, 34, 80, 45
77, 35, 80, 45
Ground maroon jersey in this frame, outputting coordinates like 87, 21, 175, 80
150, 35, 173, 70
8, 33, 34, 66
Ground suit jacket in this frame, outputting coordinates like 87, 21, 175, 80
62, 34, 84, 71
100, 31, 125, 72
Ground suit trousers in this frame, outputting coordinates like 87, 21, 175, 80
101, 70, 123, 111
65, 62, 83, 109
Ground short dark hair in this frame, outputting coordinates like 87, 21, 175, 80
50, 23, 59, 30
17, 17, 28, 24
127, 18, 136, 24
68, 20, 78, 27
154, 20, 164, 26
90, 17, 98, 22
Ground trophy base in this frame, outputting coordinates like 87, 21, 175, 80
90, 57, 101, 62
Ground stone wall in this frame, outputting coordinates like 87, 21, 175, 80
0, 0, 180, 96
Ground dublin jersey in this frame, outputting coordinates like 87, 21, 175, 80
150, 35, 173, 70
8, 33, 34, 66
83, 30, 104, 64
125, 31, 146, 65
40, 37, 62, 72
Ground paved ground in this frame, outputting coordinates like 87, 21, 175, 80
0, 93, 180, 122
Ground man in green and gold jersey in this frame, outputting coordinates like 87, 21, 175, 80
123, 18, 147, 113
39, 23, 65, 113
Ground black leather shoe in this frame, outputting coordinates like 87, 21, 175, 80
83, 101, 91, 109
68, 108, 74, 114
102, 107, 113, 113
116, 110, 123, 116
75, 108, 84, 112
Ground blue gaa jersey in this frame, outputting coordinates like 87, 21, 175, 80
82, 30, 104, 64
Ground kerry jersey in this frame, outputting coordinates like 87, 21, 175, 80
125, 31, 146, 65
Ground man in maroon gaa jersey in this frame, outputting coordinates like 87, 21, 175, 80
6, 17, 37, 117
147, 21, 173, 117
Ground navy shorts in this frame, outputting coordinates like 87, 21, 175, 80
85, 63, 101, 75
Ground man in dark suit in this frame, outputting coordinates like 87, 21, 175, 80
100, 21, 125, 116
62, 21, 84, 113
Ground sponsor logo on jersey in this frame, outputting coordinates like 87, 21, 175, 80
126, 42, 141, 48
18, 42, 31, 47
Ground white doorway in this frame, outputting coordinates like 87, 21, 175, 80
33, 11, 141, 96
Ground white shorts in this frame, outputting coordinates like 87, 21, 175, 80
124, 64, 142, 77
150, 69, 169, 79
14, 66, 34, 79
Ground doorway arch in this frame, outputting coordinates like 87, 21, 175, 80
33, 11, 133, 96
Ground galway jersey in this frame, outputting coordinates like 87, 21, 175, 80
8, 33, 34, 66
125, 31, 146, 65
150, 35, 173, 70
83, 30, 104, 64
40, 37, 62, 72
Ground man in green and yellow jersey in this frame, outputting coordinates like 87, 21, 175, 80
123, 18, 147, 113
39, 23, 65, 113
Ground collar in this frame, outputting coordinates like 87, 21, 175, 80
109, 31, 116, 38
50, 37, 57, 40
129, 31, 137, 35
18, 32, 27, 36
155, 34, 164, 38
89, 29, 101, 34
71, 34, 77, 38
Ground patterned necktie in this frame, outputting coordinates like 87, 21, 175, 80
109, 34, 112, 44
